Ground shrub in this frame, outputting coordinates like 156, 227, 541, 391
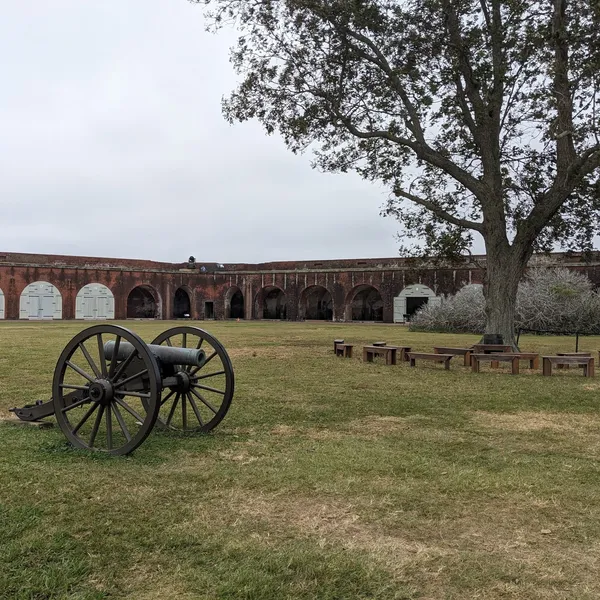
409, 268, 600, 335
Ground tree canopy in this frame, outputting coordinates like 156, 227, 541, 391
194, 0, 600, 342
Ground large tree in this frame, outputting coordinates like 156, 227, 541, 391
194, 0, 600, 344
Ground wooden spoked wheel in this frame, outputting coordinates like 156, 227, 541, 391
52, 324, 162, 455
151, 326, 234, 432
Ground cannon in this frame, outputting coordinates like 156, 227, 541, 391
10, 324, 234, 455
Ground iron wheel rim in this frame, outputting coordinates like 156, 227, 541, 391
150, 326, 234, 433
52, 324, 162, 455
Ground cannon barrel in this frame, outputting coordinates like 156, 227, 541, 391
103, 341, 206, 368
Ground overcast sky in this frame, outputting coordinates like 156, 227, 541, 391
0, 0, 438, 264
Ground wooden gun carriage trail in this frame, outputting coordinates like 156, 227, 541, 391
9, 324, 234, 455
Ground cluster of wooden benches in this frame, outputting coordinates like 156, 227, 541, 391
334, 339, 598, 377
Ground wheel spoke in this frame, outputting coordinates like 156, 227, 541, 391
62, 396, 92, 412
193, 383, 226, 395
181, 392, 187, 429
97, 334, 108, 377
112, 348, 139, 384
108, 336, 122, 378
115, 398, 145, 424
79, 343, 101, 378
160, 390, 176, 407
106, 405, 113, 450
187, 392, 205, 426
66, 361, 96, 384
118, 390, 151, 399
193, 370, 226, 381
89, 405, 105, 447
182, 333, 187, 348
195, 337, 204, 350
72, 402, 98, 433
59, 384, 90, 391
113, 369, 148, 389
165, 393, 180, 427
190, 387, 218, 414
165, 338, 173, 347
112, 403, 132, 442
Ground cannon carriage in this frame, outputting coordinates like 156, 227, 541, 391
10, 324, 234, 455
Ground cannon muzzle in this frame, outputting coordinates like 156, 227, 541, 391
103, 341, 206, 368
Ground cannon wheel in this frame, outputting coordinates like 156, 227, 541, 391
53, 324, 162, 455
151, 326, 234, 432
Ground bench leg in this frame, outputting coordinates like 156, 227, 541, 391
472, 358, 479, 373
511, 358, 519, 375
410, 358, 416, 367
389, 350, 397, 366
590, 361, 595, 377
464, 352, 471, 367
344, 347, 352, 358
363, 349, 371, 362
491, 359, 499, 369
444, 358, 451, 370
542, 358, 552, 376
583, 364, 589, 377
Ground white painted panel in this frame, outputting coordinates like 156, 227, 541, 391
393, 297, 407, 323
20, 281, 62, 320
75, 283, 115, 320
429, 296, 442, 308
0, 288, 4, 319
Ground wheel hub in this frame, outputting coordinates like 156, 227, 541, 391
170, 371, 192, 394
89, 379, 114, 405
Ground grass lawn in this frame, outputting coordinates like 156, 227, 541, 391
1, 320, 600, 599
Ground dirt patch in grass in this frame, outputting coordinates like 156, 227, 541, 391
471, 411, 600, 432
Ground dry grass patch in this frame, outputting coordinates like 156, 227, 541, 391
222, 490, 452, 574
471, 411, 600, 433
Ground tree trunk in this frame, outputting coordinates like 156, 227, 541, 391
483, 245, 527, 349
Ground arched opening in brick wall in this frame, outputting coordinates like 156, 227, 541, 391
346, 285, 383, 321
225, 287, 244, 319
75, 283, 115, 320
127, 285, 160, 319
173, 288, 191, 318
20, 281, 63, 320
255, 286, 287, 320
299, 285, 333, 320
393, 284, 440, 323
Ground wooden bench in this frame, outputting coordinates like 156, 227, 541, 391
542, 356, 595, 377
471, 344, 513, 368
333, 339, 344, 353
501, 353, 540, 369
471, 344, 513, 353
407, 352, 453, 370
556, 352, 592, 369
363, 345, 397, 365
433, 346, 472, 367
335, 343, 353, 358
390, 345, 411, 362
471, 353, 521, 375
